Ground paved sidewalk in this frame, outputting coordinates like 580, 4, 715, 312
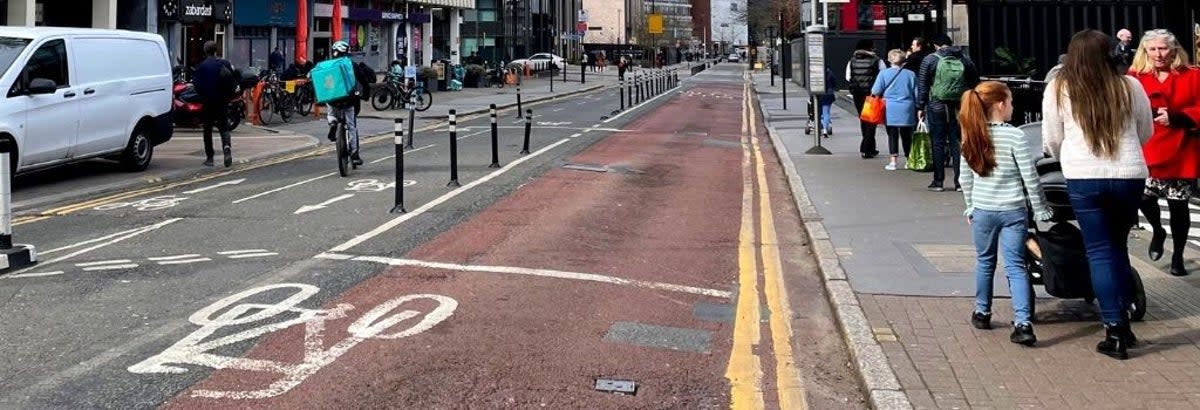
752, 70, 1200, 409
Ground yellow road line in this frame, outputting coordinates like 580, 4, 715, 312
750, 94, 809, 409
726, 75, 765, 410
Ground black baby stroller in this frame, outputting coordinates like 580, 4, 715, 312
1024, 156, 1147, 321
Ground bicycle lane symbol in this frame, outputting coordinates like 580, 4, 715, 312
128, 283, 457, 400
94, 195, 189, 212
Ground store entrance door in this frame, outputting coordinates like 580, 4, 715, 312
183, 22, 225, 68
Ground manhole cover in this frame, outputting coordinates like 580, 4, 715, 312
594, 378, 638, 395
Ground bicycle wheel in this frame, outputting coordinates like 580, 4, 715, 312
279, 93, 293, 123
259, 90, 275, 124
297, 84, 314, 114
336, 122, 349, 177
371, 87, 393, 111
413, 89, 432, 112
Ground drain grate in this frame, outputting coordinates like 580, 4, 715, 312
594, 378, 638, 395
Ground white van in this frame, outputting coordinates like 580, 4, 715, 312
0, 27, 173, 174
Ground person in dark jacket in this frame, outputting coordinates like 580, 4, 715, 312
1114, 28, 1136, 73
321, 41, 371, 166
818, 67, 838, 137
917, 34, 980, 191
846, 40, 887, 158
192, 41, 236, 167
902, 37, 931, 73
269, 47, 285, 72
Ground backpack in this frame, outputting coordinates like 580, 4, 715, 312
930, 54, 967, 101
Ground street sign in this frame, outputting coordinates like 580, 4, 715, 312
806, 31, 826, 94
649, 14, 663, 34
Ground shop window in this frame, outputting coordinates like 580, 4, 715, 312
479, 10, 497, 22
464, 10, 478, 22
24, 39, 68, 87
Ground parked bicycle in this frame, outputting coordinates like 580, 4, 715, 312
370, 72, 432, 112
258, 70, 296, 124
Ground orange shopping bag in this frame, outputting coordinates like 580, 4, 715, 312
859, 95, 886, 125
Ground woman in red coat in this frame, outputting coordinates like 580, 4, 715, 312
1130, 29, 1200, 276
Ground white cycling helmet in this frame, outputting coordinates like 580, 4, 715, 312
332, 41, 349, 55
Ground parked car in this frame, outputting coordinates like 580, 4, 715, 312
728, 53, 741, 62
510, 53, 565, 71
0, 27, 173, 174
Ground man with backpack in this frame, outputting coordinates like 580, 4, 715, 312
917, 34, 980, 192
192, 41, 237, 168
846, 40, 888, 158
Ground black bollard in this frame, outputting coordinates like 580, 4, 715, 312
619, 78, 625, 111
489, 104, 500, 168
549, 63, 554, 92
391, 118, 406, 213
580, 62, 585, 84
448, 109, 460, 187
521, 109, 532, 154
405, 93, 416, 149
516, 86, 523, 118
628, 75, 634, 105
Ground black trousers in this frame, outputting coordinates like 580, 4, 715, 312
852, 91, 878, 156
886, 126, 914, 157
202, 102, 232, 160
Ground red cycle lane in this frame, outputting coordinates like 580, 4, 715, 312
161, 83, 750, 409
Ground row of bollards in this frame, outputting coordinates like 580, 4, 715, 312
622, 67, 679, 108
391, 103, 536, 213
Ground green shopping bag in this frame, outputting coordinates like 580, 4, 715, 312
907, 121, 933, 172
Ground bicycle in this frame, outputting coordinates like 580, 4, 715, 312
258, 71, 295, 124
330, 111, 356, 177
294, 81, 315, 115
370, 74, 432, 111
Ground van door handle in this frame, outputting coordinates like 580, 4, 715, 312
83, 88, 95, 95
63, 92, 76, 98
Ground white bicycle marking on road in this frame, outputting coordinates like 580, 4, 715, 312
94, 195, 189, 212
128, 283, 457, 400
345, 179, 396, 192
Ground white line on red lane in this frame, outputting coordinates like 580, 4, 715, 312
314, 252, 733, 299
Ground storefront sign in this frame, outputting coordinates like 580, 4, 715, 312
381, 12, 405, 21
161, 0, 231, 23
234, 0, 296, 26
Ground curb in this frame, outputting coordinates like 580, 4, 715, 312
752, 85, 913, 410
12, 135, 321, 215
359, 84, 607, 120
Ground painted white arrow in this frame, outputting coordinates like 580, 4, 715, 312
294, 194, 355, 215
183, 178, 247, 194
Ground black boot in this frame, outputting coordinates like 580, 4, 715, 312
1096, 322, 1134, 360
1170, 256, 1189, 277
1149, 228, 1166, 261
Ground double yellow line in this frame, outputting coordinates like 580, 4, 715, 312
726, 75, 807, 410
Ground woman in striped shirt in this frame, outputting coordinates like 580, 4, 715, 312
958, 81, 1053, 346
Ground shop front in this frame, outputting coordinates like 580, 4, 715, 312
232, 0, 297, 71
347, 6, 393, 69
158, 0, 233, 69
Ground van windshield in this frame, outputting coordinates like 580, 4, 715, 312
0, 37, 31, 75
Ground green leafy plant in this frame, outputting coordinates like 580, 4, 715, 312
992, 46, 1037, 76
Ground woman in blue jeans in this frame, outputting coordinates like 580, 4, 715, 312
1042, 30, 1154, 360
958, 81, 1052, 346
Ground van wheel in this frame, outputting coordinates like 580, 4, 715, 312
120, 128, 153, 172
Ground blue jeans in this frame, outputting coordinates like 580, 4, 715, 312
1066, 178, 1144, 324
927, 102, 961, 186
971, 209, 1034, 325
820, 102, 833, 130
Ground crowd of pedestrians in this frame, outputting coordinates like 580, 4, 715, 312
838, 27, 1199, 360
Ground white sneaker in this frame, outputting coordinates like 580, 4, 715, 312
884, 163, 897, 171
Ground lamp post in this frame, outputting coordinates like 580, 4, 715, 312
766, 25, 776, 86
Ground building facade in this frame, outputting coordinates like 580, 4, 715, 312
710, 0, 746, 53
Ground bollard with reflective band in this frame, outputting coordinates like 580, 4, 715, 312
489, 104, 500, 168
405, 93, 416, 149
619, 79, 625, 111
448, 110, 460, 187
391, 118, 406, 213
521, 109, 532, 155
627, 76, 634, 105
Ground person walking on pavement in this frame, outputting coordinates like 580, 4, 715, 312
959, 81, 1052, 346
192, 40, 236, 167
1128, 29, 1200, 276
872, 49, 919, 170
902, 37, 931, 73
847, 39, 887, 159
618, 56, 628, 81
918, 34, 980, 192
818, 66, 838, 138
1043, 29, 1154, 360
1115, 28, 1137, 74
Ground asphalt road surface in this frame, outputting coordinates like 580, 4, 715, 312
0, 65, 864, 409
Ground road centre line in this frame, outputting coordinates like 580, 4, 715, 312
228, 252, 279, 259
75, 260, 134, 267
329, 138, 571, 252
11, 271, 65, 278
148, 254, 203, 261
219, 249, 270, 255
157, 258, 212, 265
4, 218, 181, 278
83, 264, 139, 271
315, 253, 732, 298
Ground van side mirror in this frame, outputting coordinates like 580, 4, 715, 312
27, 78, 57, 95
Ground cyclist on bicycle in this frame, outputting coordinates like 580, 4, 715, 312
323, 40, 371, 166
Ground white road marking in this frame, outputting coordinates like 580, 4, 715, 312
329, 138, 571, 253
457, 129, 490, 140
4, 218, 181, 277
537, 121, 572, 126
601, 83, 681, 124
232, 173, 335, 204
228, 252, 279, 259
129, 283, 457, 400
295, 194, 355, 214
495, 126, 626, 132
182, 178, 247, 194
11, 271, 65, 278
158, 258, 213, 265
82, 264, 139, 271
148, 254, 203, 261
315, 253, 733, 299
370, 143, 436, 164
218, 249, 271, 255
75, 259, 134, 267
569, 133, 582, 138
